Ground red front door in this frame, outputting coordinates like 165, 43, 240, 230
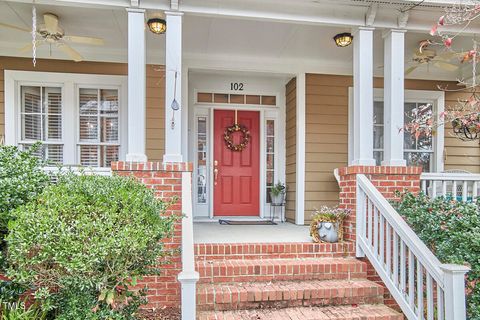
214, 110, 260, 216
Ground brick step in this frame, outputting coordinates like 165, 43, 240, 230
196, 279, 384, 311
197, 258, 367, 284
197, 304, 403, 320
194, 242, 355, 261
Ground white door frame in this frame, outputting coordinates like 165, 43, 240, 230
190, 99, 284, 220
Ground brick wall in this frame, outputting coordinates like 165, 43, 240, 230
337, 165, 422, 309
111, 161, 192, 309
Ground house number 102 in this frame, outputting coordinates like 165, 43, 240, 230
230, 83, 244, 91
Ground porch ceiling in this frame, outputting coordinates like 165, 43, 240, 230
0, 0, 476, 81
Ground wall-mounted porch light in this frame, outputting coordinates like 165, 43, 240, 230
334, 33, 353, 47
147, 18, 166, 34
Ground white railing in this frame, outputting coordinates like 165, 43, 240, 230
179, 171, 199, 320
420, 172, 480, 202
43, 166, 112, 178
356, 174, 469, 320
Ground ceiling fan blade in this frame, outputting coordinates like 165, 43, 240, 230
19, 41, 45, 53
58, 43, 83, 62
433, 61, 458, 71
405, 65, 419, 75
43, 13, 59, 34
0, 22, 31, 33
63, 35, 104, 46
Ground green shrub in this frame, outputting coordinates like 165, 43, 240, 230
6, 174, 177, 319
0, 144, 49, 259
0, 299, 47, 320
394, 192, 480, 319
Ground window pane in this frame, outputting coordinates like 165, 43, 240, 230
266, 120, 275, 136
22, 114, 42, 140
373, 101, 384, 124
102, 145, 119, 167
80, 145, 99, 166
21, 86, 63, 141
405, 152, 431, 172
101, 117, 119, 142
79, 89, 98, 115
79, 116, 98, 141
22, 86, 41, 113
22, 143, 63, 164
373, 126, 384, 149
267, 137, 274, 153
197, 117, 207, 204
100, 89, 118, 114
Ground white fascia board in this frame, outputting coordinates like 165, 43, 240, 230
9, 0, 480, 34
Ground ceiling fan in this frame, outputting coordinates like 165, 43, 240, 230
405, 40, 459, 75
0, 13, 104, 62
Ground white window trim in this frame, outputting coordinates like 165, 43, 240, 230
348, 88, 445, 172
4, 70, 128, 167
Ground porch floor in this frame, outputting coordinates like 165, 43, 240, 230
193, 221, 311, 243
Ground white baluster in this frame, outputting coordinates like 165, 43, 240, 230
400, 240, 406, 293
473, 181, 478, 199
452, 181, 457, 198
437, 284, 445, 320
408, 250, 415, 308
393, 232, 399, 285
417, 262, 424, 319
380, 215, 385, 265
368, 199, 373, 247
426, 274, 434, 320
356, 188, 366, 257
422, 180, 427, 194
373, 207, 379, 257
386, 223, 391, 277
442, 181, 447, 198
432, 180, 437, 198
462, 181, 468, 201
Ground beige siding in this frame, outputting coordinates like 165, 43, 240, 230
304, 74, 480, 221
285, 77, 296, 223
305, 74, 350, 221
0, 56, 165, 161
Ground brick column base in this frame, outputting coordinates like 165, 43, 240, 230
112, 161, 193, 309
337, 165, 422, 310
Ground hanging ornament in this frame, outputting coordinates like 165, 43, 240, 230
31, 1, 37, 67
170, 71, 180, 129
223, 110, 250, 152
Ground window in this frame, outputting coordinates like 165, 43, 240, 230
265, 119, 275, 203
5, 71, 127, 167
196, 117, 208, 204
78, 88, 120, 167
373, 101, 435, 172
348, 88, 444, 172
20, 86, 63, 163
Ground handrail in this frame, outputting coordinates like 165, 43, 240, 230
420, 172, 480, 201
356, 174, 469, 320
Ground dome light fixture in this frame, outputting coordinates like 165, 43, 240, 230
334, 33, 353, 47
147, 18, 166, 34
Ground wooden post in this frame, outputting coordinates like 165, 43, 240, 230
441, 264, 470, 320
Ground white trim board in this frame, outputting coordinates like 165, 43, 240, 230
348, 87, 445, 172
4, 70, 128, 166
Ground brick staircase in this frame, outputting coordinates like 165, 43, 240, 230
194, 242, 402, 320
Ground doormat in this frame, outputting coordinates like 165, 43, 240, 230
218, 219, 277, 225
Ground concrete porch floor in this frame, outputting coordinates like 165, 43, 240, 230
193, 221, 311, 243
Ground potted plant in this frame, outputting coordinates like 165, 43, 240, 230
270, 181, 286, 205
309, 206, 349, 243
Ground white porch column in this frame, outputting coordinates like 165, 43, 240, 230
126, 8, 147, 162
163, 11, 184, 163
295, 73, 306, 225
352, 27, 376, 166
382, 29, 407, 166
